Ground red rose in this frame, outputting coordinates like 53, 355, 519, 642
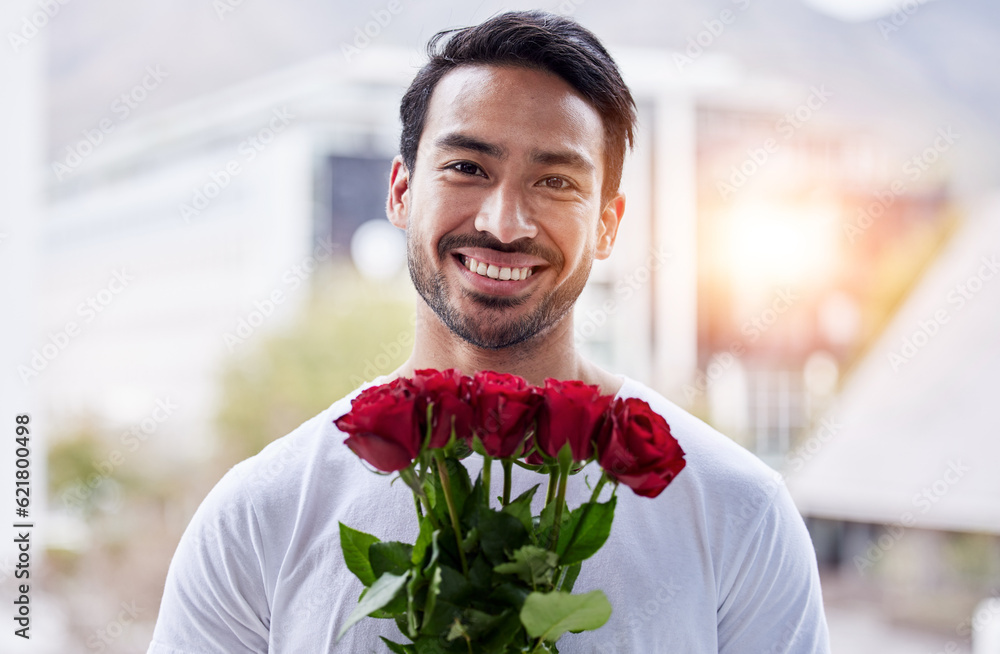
523, 449, 545, 466
335, 378, 422, 472
411, 368, 475, 448
534, 379, 613, 462
472, 371, 543, 458
596, 397, 686, 498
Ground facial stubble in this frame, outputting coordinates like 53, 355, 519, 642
406, 229, 593, 350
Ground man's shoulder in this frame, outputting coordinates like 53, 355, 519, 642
238, 377, 384, 476
616, 375, 784, 507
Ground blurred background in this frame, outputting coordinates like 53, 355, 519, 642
1, 0, 998, 651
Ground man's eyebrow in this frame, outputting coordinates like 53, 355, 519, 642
531, 149, 595, 173
434, 133, 595, 174
434, 133, 506, 160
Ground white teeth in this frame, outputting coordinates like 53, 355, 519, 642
462, 256, 533, 281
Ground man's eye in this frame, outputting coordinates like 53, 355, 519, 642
450, 162, 484, 176
541, 176, 570, 189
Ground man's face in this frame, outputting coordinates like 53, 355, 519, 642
388, 64, 623, 350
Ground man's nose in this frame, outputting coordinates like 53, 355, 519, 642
473, 183, 538, 243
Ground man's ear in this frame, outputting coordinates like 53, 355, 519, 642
386, 155, 410, 229
595, 191, 626, 260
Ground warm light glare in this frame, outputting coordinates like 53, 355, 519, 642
722, 204, 838, 288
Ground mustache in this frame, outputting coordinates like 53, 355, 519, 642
437, 233, 563, 268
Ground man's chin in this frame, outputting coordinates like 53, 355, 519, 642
446, 316, 539, 350
463, 291, 529, 311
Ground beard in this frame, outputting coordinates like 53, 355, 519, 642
406, 230, 593, 350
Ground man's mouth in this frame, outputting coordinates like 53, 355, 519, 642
458, 255, 536, 281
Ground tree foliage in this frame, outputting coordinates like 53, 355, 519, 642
214, 266, 415, 464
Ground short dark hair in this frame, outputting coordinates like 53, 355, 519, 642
399, 10, 637, 206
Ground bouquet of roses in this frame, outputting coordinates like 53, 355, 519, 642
334, 369, 686, 653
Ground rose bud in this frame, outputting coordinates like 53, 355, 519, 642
597, 397, 686, 498
534, 379, 613, 462
335, 378, 422, 473
472, 371, 543, 458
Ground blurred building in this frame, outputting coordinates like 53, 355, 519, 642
10, 27, 985, 654
691, 82, 952, 467
28, 44, 948, 492
784, 196, 1000, 636
28, 46, 722, 464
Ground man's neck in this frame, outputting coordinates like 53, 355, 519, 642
389, 303, 623, 396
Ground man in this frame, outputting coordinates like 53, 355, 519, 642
149, 11, 830, 653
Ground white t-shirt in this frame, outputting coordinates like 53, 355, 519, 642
148, 375, 830, 653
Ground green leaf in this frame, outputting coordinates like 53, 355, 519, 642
426, 530, 442, 571
558, 562, 582, 593
429, 457, 472, 526
423, 476, 437, 508
493, 545, 559, 587
478, 509, 529, 565
414, 636, 450, 654
371, 541, 414, 578
468, 553, 494, 592
519, 590, 612, 642
461, 527, 480, 551
406, 564, 421, 638
557, 496, 617, 567
489, 582, 530, 611
478, 609, 526, 652
447, 434, 473, 459
536, 498, 570, 546
437, 564, 473, 605
421, 566, 443, 631
446, 618, 469, 642
339, 522, 380, 587
421, 598, 462, 635
380, 637, 416, 654
443, 456, 472, 515
412, 516, 434, 566
460, 608, 508, 640
461, 474, 485, 526
501, 483, 540, 533
556, 441, 574, 470
337, 571, 411, 641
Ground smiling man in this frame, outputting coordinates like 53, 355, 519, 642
388, 60, 625, 394
149, 11, 830, 654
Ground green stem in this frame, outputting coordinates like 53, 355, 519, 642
433, 451, 469, 575
548, 460, 571, 551
560, 473, 608, 561
483, 455, 493, 508
502, 459, 513, 506
545, 468, 559, 505
400, 467, 439, 529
